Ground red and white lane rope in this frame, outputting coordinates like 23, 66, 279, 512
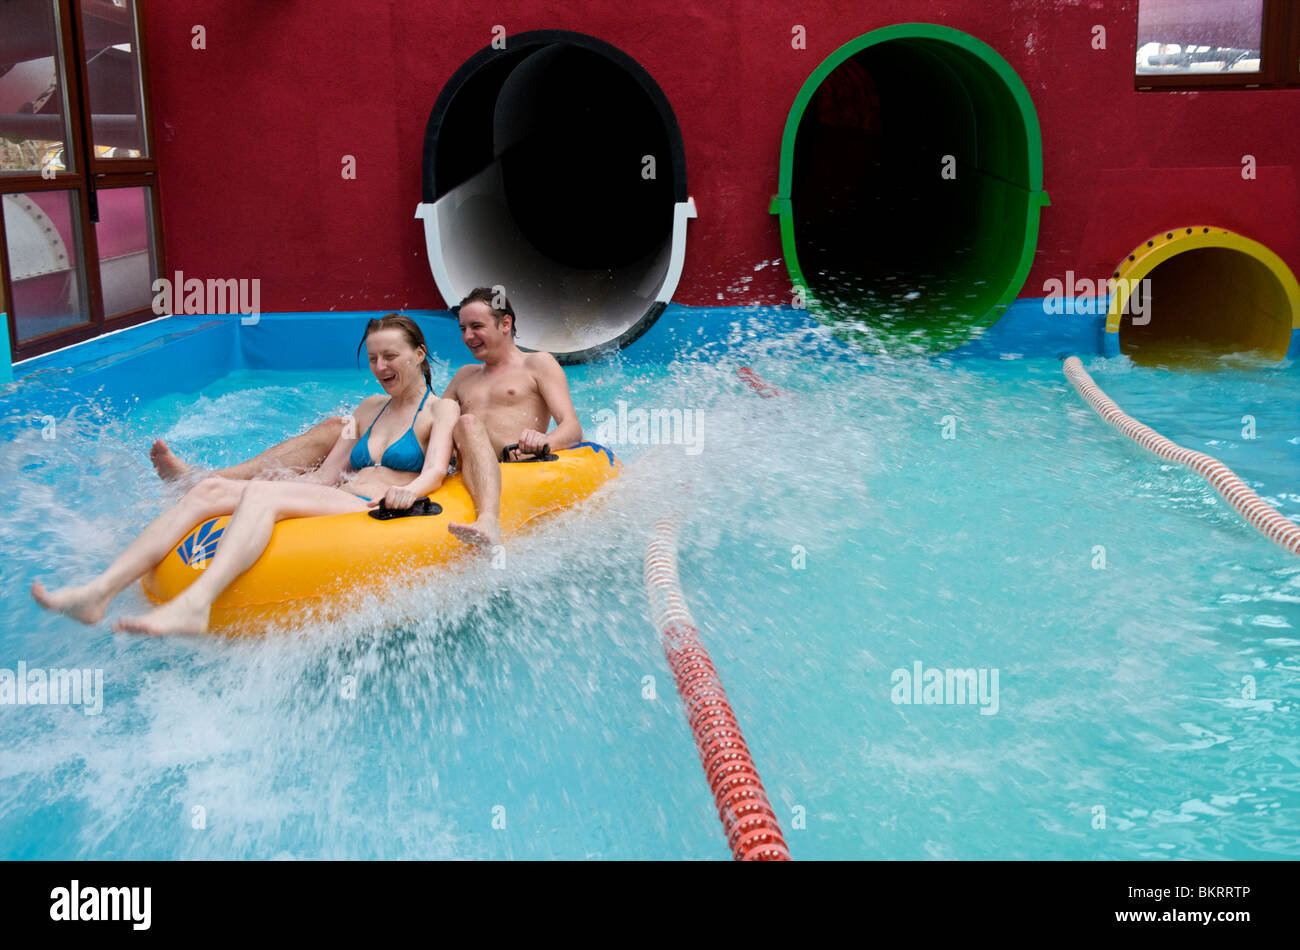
737, 366, 784, 398
1064, 356, 1300, 556
644, 518, 792, 860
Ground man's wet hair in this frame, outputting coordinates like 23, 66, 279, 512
457, 287, 517, 338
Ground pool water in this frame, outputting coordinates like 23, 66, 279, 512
1, 320, 1297, 859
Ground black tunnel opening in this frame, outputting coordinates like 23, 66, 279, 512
420, 31, 689, 359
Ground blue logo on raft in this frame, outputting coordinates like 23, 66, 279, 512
572, 441, 616, 466
177, 518, 224, 565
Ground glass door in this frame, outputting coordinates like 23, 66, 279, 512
1, 0, 162, 362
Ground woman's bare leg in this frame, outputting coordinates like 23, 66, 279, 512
32, 476, 248, 623
114, 481, 368, 636
150, 417, 345, 482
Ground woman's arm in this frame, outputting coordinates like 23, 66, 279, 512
302, 428, 357, 487
298, 396, 381, 486
370, 398, 460, 509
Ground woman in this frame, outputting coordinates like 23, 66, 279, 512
32, 314, 460, 636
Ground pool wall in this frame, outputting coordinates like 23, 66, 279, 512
8, 300, 1295, 424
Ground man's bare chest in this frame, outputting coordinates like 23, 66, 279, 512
458, 373, 539, 414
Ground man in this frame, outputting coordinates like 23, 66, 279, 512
440, 288, 582, 545
150, 288, 582, 548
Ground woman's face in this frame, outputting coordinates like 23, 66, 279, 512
366, 328, 423, 392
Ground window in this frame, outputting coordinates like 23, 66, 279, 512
1, 0, 163, 361
1136, 0, 1300, 89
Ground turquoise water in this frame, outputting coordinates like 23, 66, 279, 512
1, 325, 1297, 859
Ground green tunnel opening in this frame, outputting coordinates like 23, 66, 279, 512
774, 25, 1048, 354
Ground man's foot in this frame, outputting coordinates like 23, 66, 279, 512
150, 439, 191, 481
112, 598, 210, 637
31, 580, 112, 624
449, 516, 501, 548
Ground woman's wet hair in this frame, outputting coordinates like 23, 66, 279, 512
457, 286, 517, 338
357, 313, 432, 386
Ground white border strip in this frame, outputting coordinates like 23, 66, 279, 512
13, 313, 173, 367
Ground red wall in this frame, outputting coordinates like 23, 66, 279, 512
142, 0, 1300, 312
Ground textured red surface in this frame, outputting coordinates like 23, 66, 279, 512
141, 0, 1300, 312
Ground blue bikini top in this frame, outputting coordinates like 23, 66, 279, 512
349, 388, 431, 472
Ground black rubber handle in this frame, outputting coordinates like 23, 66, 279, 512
367, 497, 443, 520
501, 442, 555, 462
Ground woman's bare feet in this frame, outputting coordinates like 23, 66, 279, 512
150, 439, 191, 481
31, 580, 113, 624
112, 597, 210, 636
449, 516, 501, 548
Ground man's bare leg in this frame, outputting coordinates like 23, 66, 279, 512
447, 413, 502, 547
150, 417, 345, 482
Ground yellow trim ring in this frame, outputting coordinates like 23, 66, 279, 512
1106, 226, 1300, 335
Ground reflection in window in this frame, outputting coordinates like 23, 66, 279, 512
94, 186, 157, 318
83, 0, 148, 157
2, 190, 90, 342
0, 0, 72, 174
1136, 0, 1265, 74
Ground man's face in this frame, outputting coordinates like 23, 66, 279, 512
458, 301, 511, 361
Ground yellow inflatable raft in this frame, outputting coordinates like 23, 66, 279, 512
143, 442, 620, 634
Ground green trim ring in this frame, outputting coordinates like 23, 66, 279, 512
771, 23, 1049, 354
1107, 226, 1300, 364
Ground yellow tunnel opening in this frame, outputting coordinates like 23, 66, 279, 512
1109, 227, 1299, 367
